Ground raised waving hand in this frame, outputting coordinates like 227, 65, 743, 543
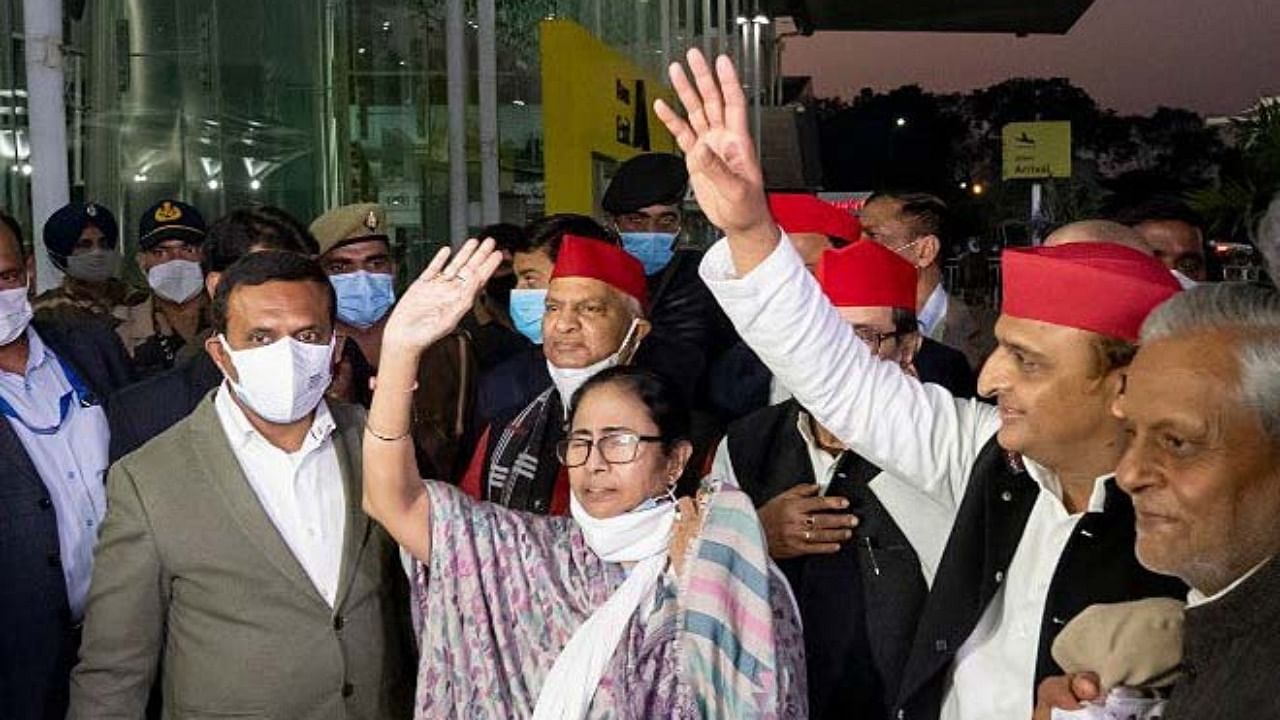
654, 49, 781, 272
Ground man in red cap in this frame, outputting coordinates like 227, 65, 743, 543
461, 235, 651, 515
655, 49, 1186, 720
710, 240, 955, 720
710, 194, 974, 418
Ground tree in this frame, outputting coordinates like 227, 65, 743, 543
1190, 99, 1280, 243
813, 77, 1230, 242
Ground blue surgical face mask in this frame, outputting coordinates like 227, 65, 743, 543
330, 270, 396, 329
508, 287, 547, 345
620, 232, 677, 276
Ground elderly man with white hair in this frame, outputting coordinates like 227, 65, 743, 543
1111, 282, 1280, 719
1039, 283, 1280, 719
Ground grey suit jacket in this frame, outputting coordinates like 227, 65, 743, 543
68, 390, 415, 720
935, 294, 997, 372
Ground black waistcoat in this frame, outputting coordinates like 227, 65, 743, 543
727, 400, 929, 720
893, 437, 1187, 720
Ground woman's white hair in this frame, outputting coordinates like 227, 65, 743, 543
1141, 282, 1280, 442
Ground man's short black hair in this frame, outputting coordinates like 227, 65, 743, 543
479, 223, 526, 255
212, 250, 336, 335
891, 307, 920, 336
518, 214, 616, 262
204, 206, 319, 274
0, 210, 24, 261
1113, 197, 1204, 230
868, 191, 950, 241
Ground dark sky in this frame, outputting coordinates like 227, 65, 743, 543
783, 0, 1280, 116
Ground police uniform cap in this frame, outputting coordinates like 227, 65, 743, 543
601, 153, 688, 215
309, 203, 391, 256
138, 200, 208, 251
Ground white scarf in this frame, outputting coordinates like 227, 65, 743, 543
530, 494, 675, 720
546, 319, 642, 417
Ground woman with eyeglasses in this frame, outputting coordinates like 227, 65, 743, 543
362, 238, 806, 719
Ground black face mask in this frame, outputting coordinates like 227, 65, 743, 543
485, 272, 517, 308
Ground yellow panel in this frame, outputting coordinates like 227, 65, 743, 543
540, 20, 678, 216
1001, 121, 1073, 180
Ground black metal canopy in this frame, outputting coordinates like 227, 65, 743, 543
766, 0, 1097, 35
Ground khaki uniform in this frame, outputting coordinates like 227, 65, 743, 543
33, 277, 152, 355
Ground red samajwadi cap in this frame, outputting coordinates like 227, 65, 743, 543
551, 234, 649, 307
1002, 243, 1182, 342
816, 240, 917, 311
768, 193, 863, 245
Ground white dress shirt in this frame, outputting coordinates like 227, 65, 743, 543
214, 384, 347, 606
700, 234, 1120, 719
0, 327, 109, 621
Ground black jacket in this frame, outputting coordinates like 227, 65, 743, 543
1164, 557, 1280, 720
893, 439, 1187, 720
727, 400, 929, 720
1, 319, 131, 720
633, 248, 738, 403
107, 350, 222, 462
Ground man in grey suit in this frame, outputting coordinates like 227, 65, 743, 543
69, 250, 414, 719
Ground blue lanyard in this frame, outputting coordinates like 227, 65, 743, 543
0, 354, 98, 436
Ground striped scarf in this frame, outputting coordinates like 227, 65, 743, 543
679, 482, 796, 718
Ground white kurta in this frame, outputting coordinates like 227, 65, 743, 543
700, 234, 1112, 719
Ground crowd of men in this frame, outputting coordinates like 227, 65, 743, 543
2, 77, 1278, 719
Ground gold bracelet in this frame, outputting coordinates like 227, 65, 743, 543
364, 423, 412, 442
370, 377, 420, 393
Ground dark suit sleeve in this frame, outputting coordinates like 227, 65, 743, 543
68, 462, 167, 719
106, 393, 143, 463
94, 325, 137, 393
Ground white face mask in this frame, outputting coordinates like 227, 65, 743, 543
218, 334, 335, 424
570, 491, 675, 562
547, 319, 641, 411
147, 259, 205, 303
0, 286, 33, 346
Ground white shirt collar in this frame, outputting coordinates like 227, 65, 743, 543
1186, 557, 1273, 608
214, 381, 336, 454
796, 410, 831, 452
1023, 456, 1112, 515
918, 284, 949, 337
796, 410, 842, 492
6, 326, 53, 377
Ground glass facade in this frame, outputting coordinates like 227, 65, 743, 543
0, 0, 770, 276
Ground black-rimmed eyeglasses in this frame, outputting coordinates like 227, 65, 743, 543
556, 432, 664, 468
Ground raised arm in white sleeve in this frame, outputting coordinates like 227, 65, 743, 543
700, 233, 1001, 510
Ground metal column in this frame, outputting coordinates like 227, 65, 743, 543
23, 0, 69, 292
660, 0, 671, 70
478, 0, 499, 226
446, 0, 468, 247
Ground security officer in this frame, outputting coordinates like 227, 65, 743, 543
129, 200, 210, 378
310, 203, 476, 480
33, 202, 149, 345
